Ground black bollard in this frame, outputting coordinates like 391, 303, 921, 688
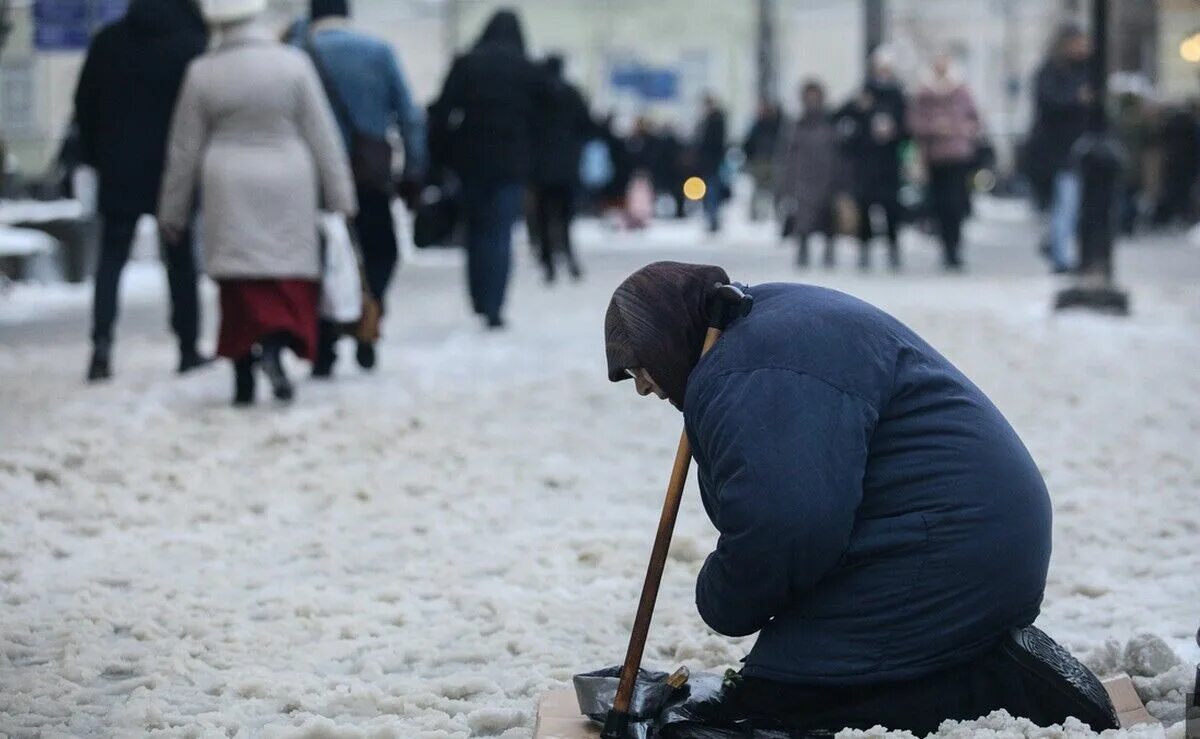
1054, 0, 1130, 315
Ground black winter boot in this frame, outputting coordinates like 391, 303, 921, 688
87, 339, 113, 383
178, 345, 214, 375
233, 357, 255, 407
312, 321, 337, 378
355, 340, 377, 371
259, 335, 294, 402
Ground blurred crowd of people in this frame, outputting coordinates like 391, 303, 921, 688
55, 0, 1200, 408
582, 49, 986, 273
1023, 23, 1200, 270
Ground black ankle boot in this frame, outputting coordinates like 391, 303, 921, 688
178, 345, 213, 375
259, 337, 294, 402
233, 357, 255, 406
355, 340, 376, 371
87, 340, 113, 383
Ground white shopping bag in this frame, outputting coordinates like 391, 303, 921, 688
319, 213, 363, 324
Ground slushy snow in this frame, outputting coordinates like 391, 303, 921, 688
1, 212, 1197, 737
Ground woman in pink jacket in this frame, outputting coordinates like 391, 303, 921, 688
909, 54, 981, 270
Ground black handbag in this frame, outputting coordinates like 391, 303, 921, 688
305, 35, 393, 195
413, 185, 462, 249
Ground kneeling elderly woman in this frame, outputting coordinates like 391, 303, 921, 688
604, 262, 1118, 734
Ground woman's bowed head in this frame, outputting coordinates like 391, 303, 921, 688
605, 261, 731, 409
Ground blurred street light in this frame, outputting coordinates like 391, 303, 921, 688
864, 0, 884, 58
1181, 32, 1200, 63
756, 0, 778, 103
0, 0, 12, 57
683, 177, 707, 202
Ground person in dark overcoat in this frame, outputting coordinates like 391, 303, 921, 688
429, 10, 543, 329
603, 261, 1120, 736
774, 79, 845, 268
75, 0, 210, 381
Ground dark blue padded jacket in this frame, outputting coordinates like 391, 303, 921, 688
683, 283, 1052, 685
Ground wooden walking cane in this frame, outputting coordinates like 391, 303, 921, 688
601, 284, 753, 739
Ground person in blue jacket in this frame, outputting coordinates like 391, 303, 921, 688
604, 262, 1119, 734
291, 0, 427, 373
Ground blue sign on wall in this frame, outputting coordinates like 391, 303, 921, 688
34, 0, 129, 50
610, 63, 680, 102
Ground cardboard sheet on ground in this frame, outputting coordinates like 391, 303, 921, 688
533, 674, 1156, 738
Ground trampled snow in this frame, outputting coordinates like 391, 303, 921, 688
0, 213, 1197, 738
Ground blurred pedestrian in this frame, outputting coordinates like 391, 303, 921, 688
531, 54, 591, 283
743, 99, 783, 222
597, 113, 632, 212
624, 117, 659, 176
774, 80, 843, 268
158, 0, 357, 406
299, 0, 427, 376
430, 10, 541, 329
74, 0, 210, 382
1111, 91, 1153, 235
909, 53, 981, 271
654, 124, 687, 219
1032, 25, 1092, 273
695, 93, 728, 233
836, 49, 909, 271
1154, 103, 1200, 227
623, 117, 660, 229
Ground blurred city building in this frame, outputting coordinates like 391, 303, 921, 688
0, 0, 1191, 180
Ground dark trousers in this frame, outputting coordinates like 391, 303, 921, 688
928, 162, 972, 267
355, 185, 398, 311
91, 212, 200, 349
728, 629, 1118, 736
795, 205, 836, 267
702, 171, 723, 231
464, 181, 523, 321
531, 183, 580, 281
856, 194, 902, 265
316, 186, 397, 364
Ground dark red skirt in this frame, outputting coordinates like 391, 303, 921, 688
217, 279, 320, 361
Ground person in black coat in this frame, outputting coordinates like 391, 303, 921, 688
1155, 104, 1200, 226
835, 52, 909, 271
75, 0, 210, 381
430, 9, 541, 329
742, 99, 783, 221
694, 94, 728, 233
653, 124, 687, 219
1031, 25, 1092, 272
530, 55, 591, 284
603, 261, 1120, 735
597, 113, 632, 209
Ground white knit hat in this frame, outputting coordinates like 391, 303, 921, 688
199, 0, 267, 24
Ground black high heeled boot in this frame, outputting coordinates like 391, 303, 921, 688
258, 334, 294, 402
233, 357, 255, 407
87, 339, 113, 383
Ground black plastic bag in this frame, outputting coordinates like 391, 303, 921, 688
572, 667, 833, 739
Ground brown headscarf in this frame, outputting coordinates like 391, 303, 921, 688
605, 261, 731, 408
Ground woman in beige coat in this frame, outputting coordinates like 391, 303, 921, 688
158, 0, 356, 406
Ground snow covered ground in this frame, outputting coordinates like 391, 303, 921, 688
0, 212, 1197, 738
